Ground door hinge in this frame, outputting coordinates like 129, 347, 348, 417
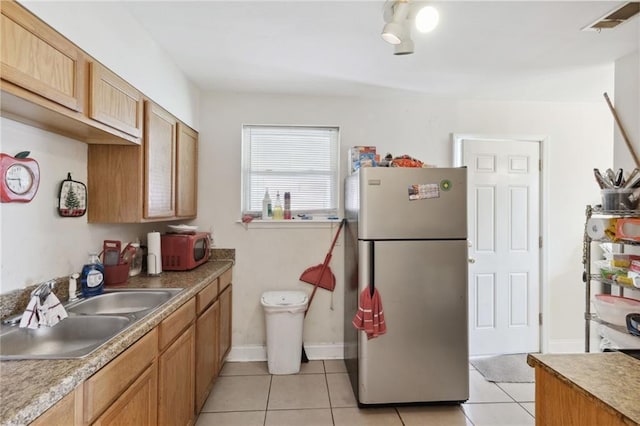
539, 313, 543, 325
539, 236, 542, 248
539, 159, 542, 171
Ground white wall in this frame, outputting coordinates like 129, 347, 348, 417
19, 1, 200, 130
456, 100, 613, 352
197, 92, 613, 358
0, 118, 160, 292
0, 3, 201, 292
613, 51, 639, 172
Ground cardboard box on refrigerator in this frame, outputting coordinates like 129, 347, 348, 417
349, 146, 378, 174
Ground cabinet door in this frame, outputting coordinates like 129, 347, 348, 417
1, 1, 84, 111
219, 284, 232, 367
31, 385, 82, 426
144, 101, 176, 219
89, 61, 143, 138
83, 329, 158, 423
195, 300, 220, 412
92, 363, 158, 426
158, 324, 195, 426
176, 123, 198, 218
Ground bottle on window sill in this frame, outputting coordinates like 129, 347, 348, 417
273, 191, 284, 220
284, 192, 291, 219
262, 188, 272, 220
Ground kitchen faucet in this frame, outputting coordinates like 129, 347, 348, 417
32, 280, 56, 305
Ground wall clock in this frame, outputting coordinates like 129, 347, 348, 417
0, 151, 40, 203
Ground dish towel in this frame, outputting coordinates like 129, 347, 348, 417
352, 287, 387, 339
19, 293, 68, 329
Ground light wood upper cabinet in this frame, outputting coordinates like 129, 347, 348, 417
1, 0, 84, 112
89, 61, 143, 138
145, 101, 177, 219
176, 123, 198, 218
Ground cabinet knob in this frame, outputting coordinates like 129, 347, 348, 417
468, 258, 476, 264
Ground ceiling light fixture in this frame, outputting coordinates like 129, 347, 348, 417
381, 0, 410, 45
415, 5, 439, 33
381, 0, 439, 55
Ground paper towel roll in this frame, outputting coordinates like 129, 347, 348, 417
147, 232, 162, 275
586, 218, 610, 240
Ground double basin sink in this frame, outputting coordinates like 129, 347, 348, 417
0, 288, 182, 360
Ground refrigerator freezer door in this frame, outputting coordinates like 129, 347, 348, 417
358, 239, 469, 404
358, 167, 466, 240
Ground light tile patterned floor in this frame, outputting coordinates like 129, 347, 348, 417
196, 360, 535, 426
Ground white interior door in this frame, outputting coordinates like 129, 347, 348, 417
462, 139, 540, 356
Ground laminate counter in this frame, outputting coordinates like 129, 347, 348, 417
527, 353, 640, 426
0, 260, 233, 426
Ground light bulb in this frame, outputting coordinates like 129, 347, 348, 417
415, 6, 439, 33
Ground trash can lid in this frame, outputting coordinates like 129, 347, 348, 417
261, 291, 309, 307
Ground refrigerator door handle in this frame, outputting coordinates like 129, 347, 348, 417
369, 242, 375, 296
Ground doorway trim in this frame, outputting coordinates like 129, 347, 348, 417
452, 133, 550, 354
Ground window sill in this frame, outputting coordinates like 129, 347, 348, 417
236, 218, 342, 229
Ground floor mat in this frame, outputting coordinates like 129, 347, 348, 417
470, 353, 535, 383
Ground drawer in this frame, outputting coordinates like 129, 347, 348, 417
219, 268, 232, 292
83, 329, 158, 424
159, 298, 195, 351
196, 278, 218, 315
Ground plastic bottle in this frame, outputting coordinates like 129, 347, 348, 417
129, 242, 143, 277
284, 192, 291, 219
262, 188, 272, 220
273, 191, 284, 220
80, 252, 105, 297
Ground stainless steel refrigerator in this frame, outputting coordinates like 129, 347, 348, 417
344, 167, 469, 405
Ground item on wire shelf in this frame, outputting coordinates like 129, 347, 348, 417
592, 294, 640, 326
586, 218, 617, 241
616, 218, 640, 241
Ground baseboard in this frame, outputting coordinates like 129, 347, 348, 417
227, 343, 344, 362
547, 339, 586, 354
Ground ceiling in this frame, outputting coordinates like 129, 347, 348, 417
121, 1, 639, 102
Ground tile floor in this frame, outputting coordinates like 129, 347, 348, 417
196, 360, 535, 426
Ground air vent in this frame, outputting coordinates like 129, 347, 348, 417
582, 2, 640, 31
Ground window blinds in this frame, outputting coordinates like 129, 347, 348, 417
242, 125, 339, 215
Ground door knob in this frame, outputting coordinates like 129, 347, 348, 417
468, 258, 476, 264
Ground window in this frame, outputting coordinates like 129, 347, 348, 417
242, 125, 339, 218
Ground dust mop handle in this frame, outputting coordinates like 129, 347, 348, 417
305, 219, 346, 315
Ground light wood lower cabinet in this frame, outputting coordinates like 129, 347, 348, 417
92, 363, 158, 426
31, 385, 83, 426
29, 268, 232, 425
219, 283, 233, 366
196, 299, 220, 412
83, 330, 158, 424
535, 367, 626, 426
158, 324, 195, 426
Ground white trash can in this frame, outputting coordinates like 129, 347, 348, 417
261, 291, 309, 374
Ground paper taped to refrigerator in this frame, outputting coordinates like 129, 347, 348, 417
408, 183, 440, 200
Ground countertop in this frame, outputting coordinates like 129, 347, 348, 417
527, 352, 640, 425
0, 260, 233, 426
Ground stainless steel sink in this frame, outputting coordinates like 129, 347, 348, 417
0, 288, 183, 360
0, 316, 131, 360
66, 289, 182, 317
